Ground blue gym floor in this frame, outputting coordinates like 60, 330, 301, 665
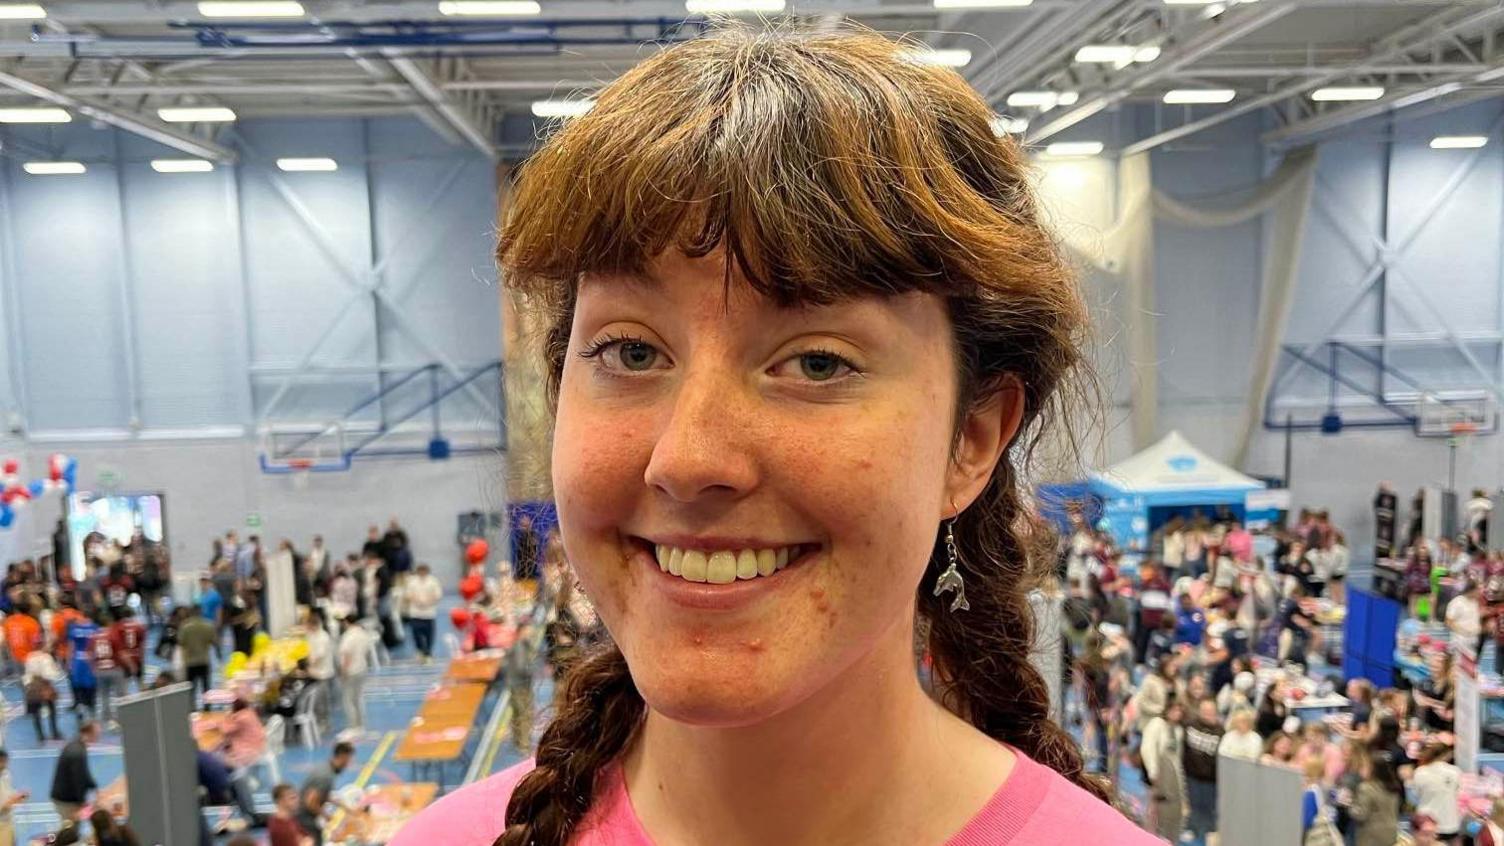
1, 598, 545, 844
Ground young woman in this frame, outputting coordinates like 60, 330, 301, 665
396, 24, 1154, 846
1339, 747, 1401, 846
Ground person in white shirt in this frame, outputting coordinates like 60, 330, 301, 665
1412, 743, 1462, 840
1445, 579, 1483, 647
336, 616, 373, 737
1142, 698, 1186, 841
405, 563, 443, 663
1217, 707, 1263, 761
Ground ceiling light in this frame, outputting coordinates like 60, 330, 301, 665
1006, 90, 1078, 109
151, 159, 215, 173
990, 115, 1029, 135
438, 0, 541, 13
196, 2, 305, 17
1163, 88, 1236, 104
23, 161, 85, 175
933, 0, 1033, 8
903, 48, 972, 68
684, 0, 785, 12
0, 4, 46, 19
1134, 45, 1162, 63
531, 99, 594, 118
1162, 0, 1219, 4
0, 107, 69, 124
157, 106, 238, 123
1310, 86, 1385, 102
277, 157, 338, 172
1074, 45, 1137, 65
1044, 141, 1103, 157
1430, 135, 1488, 149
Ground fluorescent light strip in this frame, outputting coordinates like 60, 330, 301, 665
1163, 88, 1236, 104
158, 106, 238, 123
531, 99, 594, 118
1044, 141, 1103, 157
933, 0, 1033, 8
277, 157, 338, 172
684, 0, 785, 12
1430, 135, 1488, 149
1310, 86, 1385, 102
990, 116, 1029, 135
0, 107, 70, 124
1074, 45, 1137, 64
0, 4, 46, 19
152, 159, 215, 173
1007, 90, 1072, 109
903, 48, 972, 68
23, 161, 85, 175
196, 2, 305, 17
438, 0, 541, 13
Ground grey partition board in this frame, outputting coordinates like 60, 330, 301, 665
119, 683, 200, 846
1218, 756, 1304, 846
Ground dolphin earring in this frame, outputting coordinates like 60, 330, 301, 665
933, 519, 970, 612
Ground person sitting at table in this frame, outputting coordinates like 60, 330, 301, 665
267, 659, 315, 721
267, 784, 313, 846
220, 699, 268, 828
302, 740, 356, 825
88, 807, 141, 846
197, 747, 262, 834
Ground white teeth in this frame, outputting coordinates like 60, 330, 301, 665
736, 550, 758, 580
681, 550, 708, 582
650, 543, 810, 583
707, 551, 737, 584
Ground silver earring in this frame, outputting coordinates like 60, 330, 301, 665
933, 519, 969, 612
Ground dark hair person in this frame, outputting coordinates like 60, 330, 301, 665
395, 23, 1152, 846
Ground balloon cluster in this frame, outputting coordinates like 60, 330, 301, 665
0, 454, 76, 529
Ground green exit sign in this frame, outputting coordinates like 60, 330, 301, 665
245, 513, 262, 529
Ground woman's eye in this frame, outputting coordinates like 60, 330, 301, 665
798, 352, 845, 382
770, 350, 857, 383
616, 341, 660, 371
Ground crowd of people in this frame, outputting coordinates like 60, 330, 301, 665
1061, 496, 1504, 846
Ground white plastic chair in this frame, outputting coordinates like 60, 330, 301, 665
290, 684, 323, 749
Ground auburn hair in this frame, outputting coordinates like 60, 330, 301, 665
495, 22, 1106, 846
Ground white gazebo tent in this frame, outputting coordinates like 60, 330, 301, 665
1088, 430, 1265, 550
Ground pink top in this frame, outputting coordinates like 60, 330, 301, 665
393, 749, 1162, 846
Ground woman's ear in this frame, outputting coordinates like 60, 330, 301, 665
944, 376, 1025, 516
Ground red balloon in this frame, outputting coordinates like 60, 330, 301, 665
459, 574, 483, 601
0, 459, 15, 476
449, 607, 472, 629
465, 538, 489, 565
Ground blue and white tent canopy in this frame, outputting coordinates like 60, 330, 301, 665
1088, 430, 1264, 507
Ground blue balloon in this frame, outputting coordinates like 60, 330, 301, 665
0, 505, 12, 529
26, 481, 42, 498
61, 458, 77, 491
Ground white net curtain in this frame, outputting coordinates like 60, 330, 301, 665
1057, 146, 1319, 469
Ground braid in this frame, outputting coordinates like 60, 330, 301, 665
922, 465, 1113, 805
495, 642, 645, 846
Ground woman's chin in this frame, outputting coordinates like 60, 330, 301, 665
628, 654, 806, 728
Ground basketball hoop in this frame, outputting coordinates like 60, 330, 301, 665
288, 458, 313, 490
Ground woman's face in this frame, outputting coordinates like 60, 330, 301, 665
552, 250, 1013, 726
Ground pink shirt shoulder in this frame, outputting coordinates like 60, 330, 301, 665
393, 750, 1162, 846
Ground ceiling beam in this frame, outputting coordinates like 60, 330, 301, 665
1263, 60, 1504, 145
384, 54, 498, 159
1025, 1, 1296, 143
1117, 2, 1504, 155
0, 69, 236, 162
1184, 63, 1492, 78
